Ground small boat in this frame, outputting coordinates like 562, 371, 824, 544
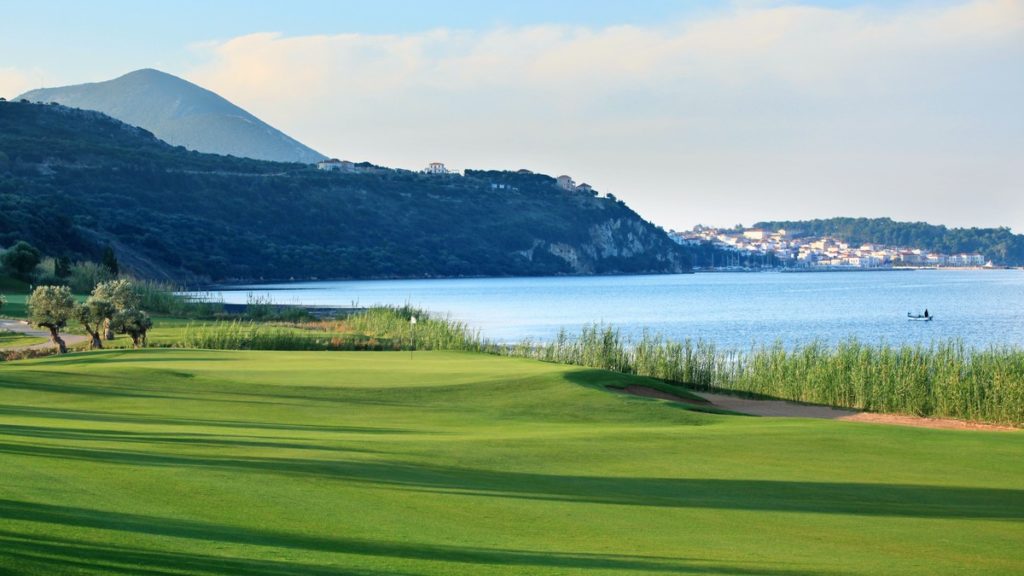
907, 313, 934, 321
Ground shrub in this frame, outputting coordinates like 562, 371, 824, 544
68, 261, 114, 293
1, 241, 42, 280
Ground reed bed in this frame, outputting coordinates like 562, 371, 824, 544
177, 321, 390, 351
342, 306, 487, 352
135, 280, 225, 318
507, 326, 1024, 426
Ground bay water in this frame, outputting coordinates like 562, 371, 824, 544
195, 270, 1024, 349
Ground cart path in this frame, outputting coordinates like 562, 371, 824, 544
0, 319, 89, 351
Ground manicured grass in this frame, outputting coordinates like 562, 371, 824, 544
0, 292, 29, 319
0, 330, 47, 348
0, 275, 30, 292
0, 292, 88, 323
0, 350, 1022, 576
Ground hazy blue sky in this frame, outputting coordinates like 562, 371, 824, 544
3, 1, 1021, 232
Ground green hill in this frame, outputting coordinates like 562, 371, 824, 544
755, 217, 1024, 265
1, 349, 1021, 575
0, 100, 691, 282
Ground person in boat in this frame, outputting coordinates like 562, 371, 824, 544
924, 308, 929, 318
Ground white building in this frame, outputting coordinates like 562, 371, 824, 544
317, 158, 357, 172
423, 162, 451, 175
555, 175, 576, 190
948, 253, 986, 266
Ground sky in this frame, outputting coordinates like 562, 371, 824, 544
2, 0, 1022, 232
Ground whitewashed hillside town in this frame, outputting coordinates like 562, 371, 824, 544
671, 226, 992, 269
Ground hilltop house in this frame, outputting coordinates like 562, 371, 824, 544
317, 158, 357, 172
556, 175, 576, 190
576, 183, 594, 194
423, 162, 452, 175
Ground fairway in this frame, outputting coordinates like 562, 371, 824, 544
1, 350, 1022, 575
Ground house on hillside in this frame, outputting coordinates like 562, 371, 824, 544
317, 158, 357, 172
556, 175, 575, 190
423, 162, 453, 175
576, 183, 594, 194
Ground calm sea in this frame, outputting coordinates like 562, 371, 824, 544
195, 270, 1024, 349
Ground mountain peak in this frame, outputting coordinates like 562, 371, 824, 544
17, 69, 325, 163
125, 67, 169, 76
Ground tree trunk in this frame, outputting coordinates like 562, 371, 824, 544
83, 321, 103, 350
104, 318, 115, 340
130, 333, 141, 349
47, 326, 68, 354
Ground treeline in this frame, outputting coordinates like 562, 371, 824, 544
755, 217, 1024, 265
0, 239, 120, 293
685, 241, 783, 269
0, 100, 691, 282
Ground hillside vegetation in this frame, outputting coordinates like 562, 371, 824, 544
755, 217, 1024, 265
0, 100, 691, 282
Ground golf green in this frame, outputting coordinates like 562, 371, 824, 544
1, 349, 1021, 575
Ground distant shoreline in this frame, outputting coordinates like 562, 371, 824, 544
190, 266, 1020, 292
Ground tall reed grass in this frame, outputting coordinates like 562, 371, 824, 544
135, 280, 224, 318
342, 306, 486, 352
178, 321, 396, 351
507, 326, 1024, 426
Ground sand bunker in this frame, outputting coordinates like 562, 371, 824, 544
616, 385, 1017, 432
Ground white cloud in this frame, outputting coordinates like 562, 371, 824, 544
171, 1, 1024, 231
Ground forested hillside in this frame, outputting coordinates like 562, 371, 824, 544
756, 217, 1024, 265
0, 100, 691, 282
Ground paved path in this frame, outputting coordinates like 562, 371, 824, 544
0, 319, 89, 351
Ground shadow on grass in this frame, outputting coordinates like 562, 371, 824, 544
0, 375, 199, 401
0, 404, 416, 435
0, 514, 836, 576
14, 349, 232, 366
0, 424, 383, 454
0, 369, 430, 410
0, 529, 419, 576
0, 441, 1019, 521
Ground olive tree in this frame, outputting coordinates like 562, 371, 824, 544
27, 285, 75, 353
92, 279, 140, 339
110, 309, 152, 349
75, 297, 115, 350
